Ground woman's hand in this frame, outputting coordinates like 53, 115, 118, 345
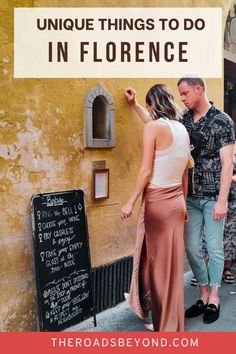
124, 87, 136, 104
120, 202, 134, 219
232, 175, 236, 184
184, 211, 189, 223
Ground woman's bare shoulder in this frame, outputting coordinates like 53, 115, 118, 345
146, 119, 169, 130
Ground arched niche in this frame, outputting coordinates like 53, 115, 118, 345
84, 84, 115, 148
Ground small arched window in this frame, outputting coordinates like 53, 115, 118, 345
92, 95, 108, 139
85, 84, 115, 148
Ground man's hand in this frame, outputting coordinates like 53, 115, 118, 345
124, 87, 136, 105
212, 200, 228, 220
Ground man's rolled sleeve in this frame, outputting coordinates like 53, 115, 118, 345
217, 115, 235, 150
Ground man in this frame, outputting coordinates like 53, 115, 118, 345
178, 77, 235, 323
125, 76, 235, 324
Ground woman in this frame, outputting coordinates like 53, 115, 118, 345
121, 84, 191, 332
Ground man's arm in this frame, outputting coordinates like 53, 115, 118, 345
212, 144, 234, 220
124, 87, 152, 123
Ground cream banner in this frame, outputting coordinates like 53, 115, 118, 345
14, 7, 222, 78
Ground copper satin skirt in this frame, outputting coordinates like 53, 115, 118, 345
127, 185, 186, 332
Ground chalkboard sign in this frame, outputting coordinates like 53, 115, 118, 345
31, 189, 95, 331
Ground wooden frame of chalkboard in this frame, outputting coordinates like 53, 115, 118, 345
31, 189, 96, 331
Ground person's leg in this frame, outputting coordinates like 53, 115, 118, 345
185, 197, 209, 301
145, 187, 185, 331
125, 202, 150, 319
223, 201, 236, 283
139, 236, 151, 311
223, 260, 234, 283
190, 229, 208, 286
224, 260, 233, 268
202, 200, 224, 306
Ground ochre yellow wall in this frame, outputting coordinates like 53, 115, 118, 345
0, 0, 233, 331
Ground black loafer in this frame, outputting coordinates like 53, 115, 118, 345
203, 304, 220, 323
185, 300, 208, 318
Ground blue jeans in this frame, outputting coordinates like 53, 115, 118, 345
185, 197, 224, 287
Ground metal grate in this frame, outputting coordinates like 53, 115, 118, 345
91, 256, 133, 313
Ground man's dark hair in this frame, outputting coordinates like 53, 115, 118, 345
177, 77, 205, 90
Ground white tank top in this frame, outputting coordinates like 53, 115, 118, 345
149, 118, 190, 188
